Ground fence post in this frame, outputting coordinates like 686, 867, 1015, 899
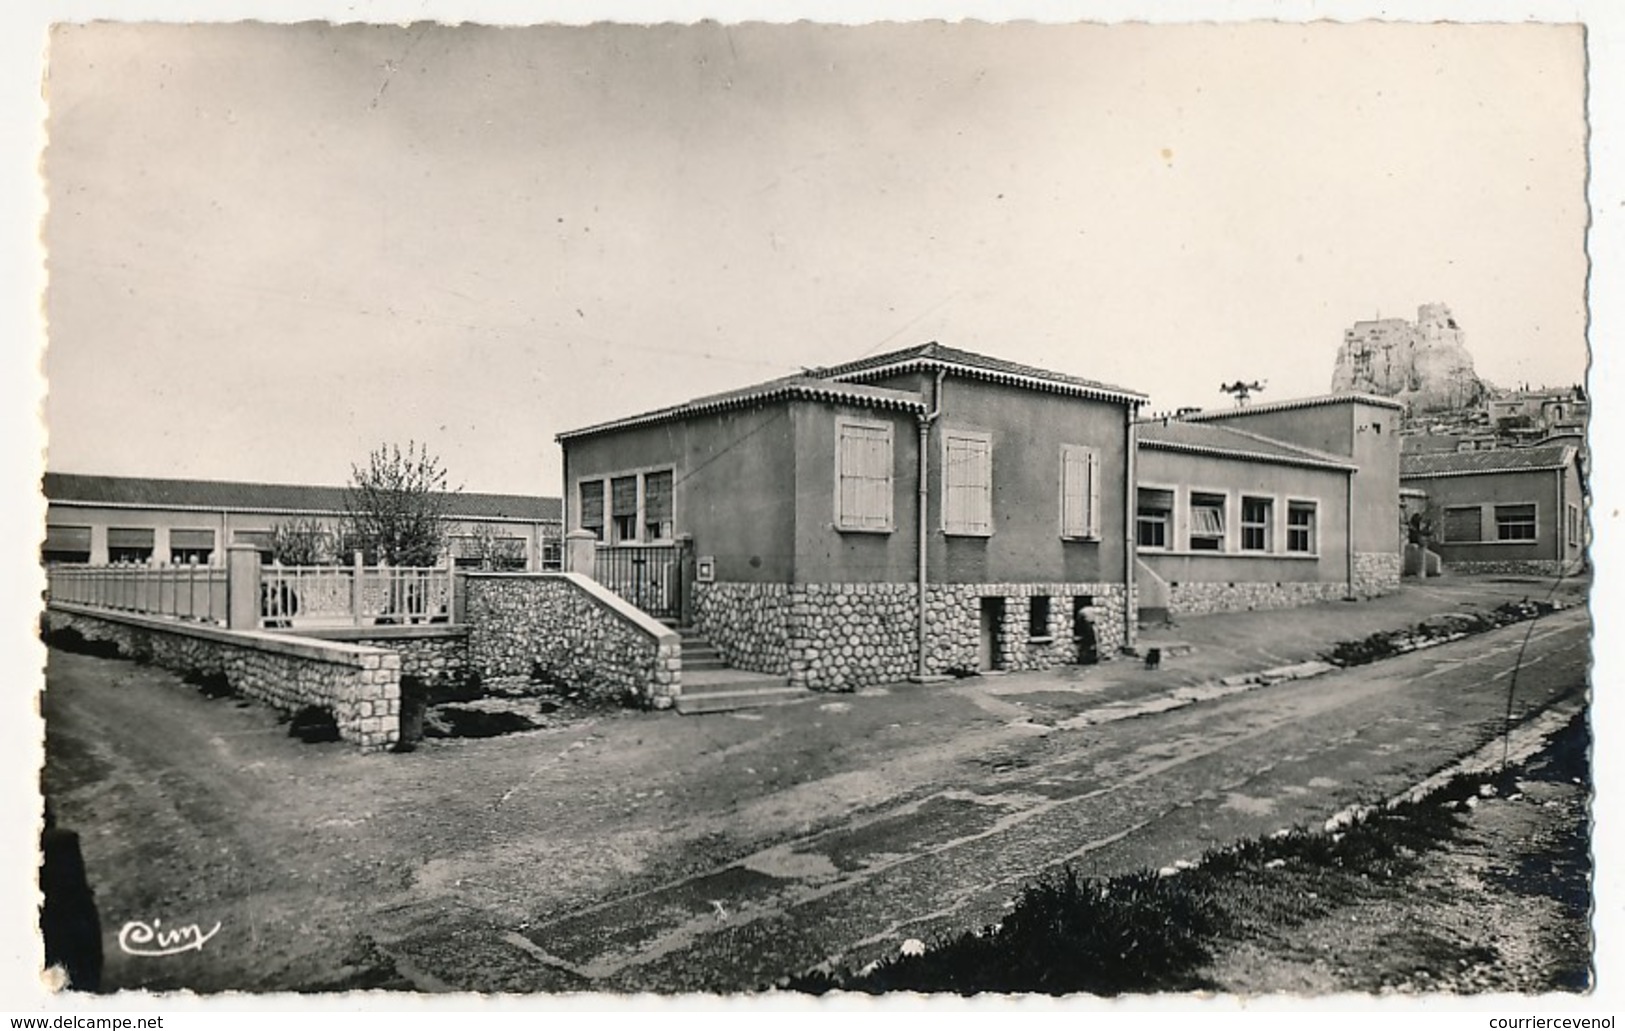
226, 544, 262, 630
352, 550, 364, 626
565, 530, 597, 578
675, 534, 695, 627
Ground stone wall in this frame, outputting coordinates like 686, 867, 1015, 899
1166, 579, 1350, 617
462, 572, 681, 708
1353, 551, 1402, 597
1445, 559, 1574, 576
45, 605, 400, 752
300, 627, 469, 685
695, 579, 1132, 691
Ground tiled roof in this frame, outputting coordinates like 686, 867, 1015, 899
815, 342, 1147, 405
1180, 392, 1406, 421
1400, 445, 1576, 479
1136, 420, 1358, 471
556, 375, 926, 441
43, 472, 561, 522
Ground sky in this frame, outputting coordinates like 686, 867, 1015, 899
36, 19, 1590, 496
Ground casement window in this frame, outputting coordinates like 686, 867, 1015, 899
643, 471, 674, 541
610, 476, 639, 543
1241, 497, 1272, 552
41, 525, 91, 565
1060, 445, 1101, 539
1189, 492, 1226, 551
943, 430, 993, 535
1494, 503, 1537, 542
836, 420, 894, 532
579, 480, 605, 540
1029, 595, 1052, 639
1137, 488, 1173, 549
108, 527, 155, 564
169, 528, 216, 565
1286, 502, 1316, 554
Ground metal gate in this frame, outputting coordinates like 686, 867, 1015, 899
593, 542, 687, 620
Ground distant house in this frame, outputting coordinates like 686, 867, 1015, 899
41, 473, 564, 571
1399, 445, 1586, 575
557, 343, 1146, 689
1133, 419, 1366, 618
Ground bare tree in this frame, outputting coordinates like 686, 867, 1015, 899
341, 442, 457, 566
268, 517, 336, 566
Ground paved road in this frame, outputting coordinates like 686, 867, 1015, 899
41, 604, 1589, 994
409, 607, 1591, 992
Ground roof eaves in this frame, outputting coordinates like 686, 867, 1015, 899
556, 380, 926, 442
1137, 438, 1357, 472
829, 356, 1148, 406
1181, 392, 1407, 421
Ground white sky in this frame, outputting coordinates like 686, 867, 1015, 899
38, 18, 1588, 495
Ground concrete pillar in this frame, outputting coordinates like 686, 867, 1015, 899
565, 530, 597, 577
226, 543, 262, 630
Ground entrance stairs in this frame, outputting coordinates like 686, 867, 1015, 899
668, 625, 808, 715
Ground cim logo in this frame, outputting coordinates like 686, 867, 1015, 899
117, 918, 222, 957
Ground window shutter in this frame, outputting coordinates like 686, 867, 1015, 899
837, 421, 892, 530
945, 432, 992, 534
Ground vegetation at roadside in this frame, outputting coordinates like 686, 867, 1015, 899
789, 712, 1590, 996
1324, 598, 1558, 668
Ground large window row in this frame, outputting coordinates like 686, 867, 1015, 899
1440, 502, 1538, 544
1136, 487, 1319, 556
578, 469, 675, 544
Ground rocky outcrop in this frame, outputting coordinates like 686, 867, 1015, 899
1331, 303, 1487, 413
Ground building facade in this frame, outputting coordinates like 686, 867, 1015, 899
558, 343, 1146, 690
1134, 419, 1362, 618
1399, 445, 1586, 575
42, 473, 564, 572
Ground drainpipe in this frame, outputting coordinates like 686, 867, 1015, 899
1123, 403, 1139, 652
916, 370, 946, 681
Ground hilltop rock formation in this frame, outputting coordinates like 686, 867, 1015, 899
1330, 303, 1488, 413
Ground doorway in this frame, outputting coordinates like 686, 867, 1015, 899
978, 597, 1005, 672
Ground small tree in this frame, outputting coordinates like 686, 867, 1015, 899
268, 517, 337, 566
465, 523, 528, 571
341, 442, 457, 566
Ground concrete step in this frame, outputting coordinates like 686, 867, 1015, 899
676, 684, 809, 715
683, 656, 730, 672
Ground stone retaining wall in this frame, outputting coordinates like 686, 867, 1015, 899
45, 605, 400, 752
1353, 551, 1402, 597
298, 626, 469, 685
693, 580, 1132, 691
462, 572, 681, 708
1445, 559, 1574, 576
1167, 579, 1351, 617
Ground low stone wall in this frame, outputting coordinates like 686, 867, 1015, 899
462, 572, 681, 708
694, 580, 1132, 691
297, 626, 469, 685
1445, 559, 1573, 576
45, 605, 400, 752
1353, 551, 1402, 597
1166, 579, 1350, 617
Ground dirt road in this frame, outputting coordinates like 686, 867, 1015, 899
41, 600, 1589, 994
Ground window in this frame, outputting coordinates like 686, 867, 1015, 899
643, 471, 674, 541
233, 529, 276, 563
1568, 504, 1581, 549
579, 480, 605, 540
1029, 596, 1052, 639
169, 528, 215, 565
1189, 492, 1226, 551
943, 430, 993, 535
107, 527, 155, 564
1137, 488, 1173, 549
836, 420, 894, 531
541, 528, 564, 571
1241, 497, 1272, 552
1443, 506, 1482, 543
610, 476, 638, 543
1286, 502, 1316, 554
1495, 503, 1537, 542
42, 525, 91, 565
1060, 445, 1100, 539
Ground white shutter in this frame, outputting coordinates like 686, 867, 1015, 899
837, 421, 893, 530
1061, 446, 1100, 538
945, 432, 992, 534
1086, 449, 1100, 538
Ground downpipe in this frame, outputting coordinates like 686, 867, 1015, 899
916, 370, 946, 681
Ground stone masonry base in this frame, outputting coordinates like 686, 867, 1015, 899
694, 581, 1132, 692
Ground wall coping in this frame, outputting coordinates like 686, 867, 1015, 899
293, 624, 469, 642
49, 602, 395, 667
463, 571, 679, 646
